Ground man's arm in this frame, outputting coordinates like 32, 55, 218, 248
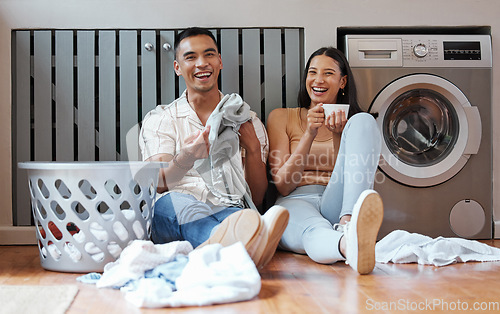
146, 127, 210, 193
239, 120, 268, 207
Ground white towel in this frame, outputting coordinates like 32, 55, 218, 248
124, 242, 261, 308
375, 230, 500, 266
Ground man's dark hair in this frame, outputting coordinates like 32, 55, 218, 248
174, 27, 218, 59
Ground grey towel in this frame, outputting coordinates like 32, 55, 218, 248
194, 93, 254, 208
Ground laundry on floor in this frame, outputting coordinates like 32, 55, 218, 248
96, 240, 193, 289
376, 230, 500, 266
76, 240, 261, 308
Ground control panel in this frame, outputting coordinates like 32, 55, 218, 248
346, 34, 492, 68
402, 38, 439, 64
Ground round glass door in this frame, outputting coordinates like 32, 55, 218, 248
383, 89, 459, 167
370, 74, 481, 187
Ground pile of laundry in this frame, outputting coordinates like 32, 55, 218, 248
76, 240, 261, 308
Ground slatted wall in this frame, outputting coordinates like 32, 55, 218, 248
11, 28, 304, 226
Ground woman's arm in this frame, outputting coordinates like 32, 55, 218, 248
267, 106, 324, 196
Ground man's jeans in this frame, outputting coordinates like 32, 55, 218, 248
151, 192, 243, 248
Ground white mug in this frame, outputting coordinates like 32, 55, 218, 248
322, 104, 350, 117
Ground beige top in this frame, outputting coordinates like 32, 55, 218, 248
139, 90, 269, 205
286, 108, 339, 187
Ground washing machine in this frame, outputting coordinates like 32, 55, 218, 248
345, 34, 492, 239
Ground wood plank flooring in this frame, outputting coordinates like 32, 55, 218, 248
2, 241, 500, 313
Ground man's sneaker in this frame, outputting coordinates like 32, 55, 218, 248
344, 190, 383, 275
197, 209, 263, 252
249, 205, 289, 270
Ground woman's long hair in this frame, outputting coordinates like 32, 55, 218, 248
297, 47, 362, 118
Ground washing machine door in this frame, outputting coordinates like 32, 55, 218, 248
371, 74, 481, 187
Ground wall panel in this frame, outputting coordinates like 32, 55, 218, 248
11, 27, 304, 227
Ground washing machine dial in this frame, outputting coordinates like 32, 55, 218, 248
413, 43, 428, 58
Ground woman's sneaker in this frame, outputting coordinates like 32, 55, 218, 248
344, 190, 384, 275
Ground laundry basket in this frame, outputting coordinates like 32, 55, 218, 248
18, 161, 163, 273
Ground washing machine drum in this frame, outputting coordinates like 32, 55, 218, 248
371, 74, 482, 187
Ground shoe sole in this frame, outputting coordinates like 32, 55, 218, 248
197, 209, 263, 251
355, 192, 383, 275
253, 206, 289, 269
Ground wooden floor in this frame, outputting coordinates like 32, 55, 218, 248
2, 241, 500, 313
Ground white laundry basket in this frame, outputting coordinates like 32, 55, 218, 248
18, 161, 163, 273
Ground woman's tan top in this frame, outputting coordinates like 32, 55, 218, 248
286, 108, 340, 187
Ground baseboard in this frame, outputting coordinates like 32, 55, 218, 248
0, 226, 37, 245
495, 221, 500, 239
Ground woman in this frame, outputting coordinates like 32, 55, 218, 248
267, 47, 383, 274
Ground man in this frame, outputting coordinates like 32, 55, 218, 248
139, 27, 288, 269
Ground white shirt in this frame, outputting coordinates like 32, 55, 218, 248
139, 91, 269, 205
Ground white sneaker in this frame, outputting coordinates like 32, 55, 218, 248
344, 189, 383, 275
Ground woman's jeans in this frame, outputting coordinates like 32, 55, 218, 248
276, 113, 382, 264
151, 192, 242, 248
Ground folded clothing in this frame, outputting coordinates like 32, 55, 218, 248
376, 230, 500, 266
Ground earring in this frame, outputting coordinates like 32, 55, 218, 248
341, 88, 345, 96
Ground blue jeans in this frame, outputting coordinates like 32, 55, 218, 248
276, 113, 382, 264
151, 192, 243, 248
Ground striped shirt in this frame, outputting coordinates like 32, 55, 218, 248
139, 90, 269, 205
